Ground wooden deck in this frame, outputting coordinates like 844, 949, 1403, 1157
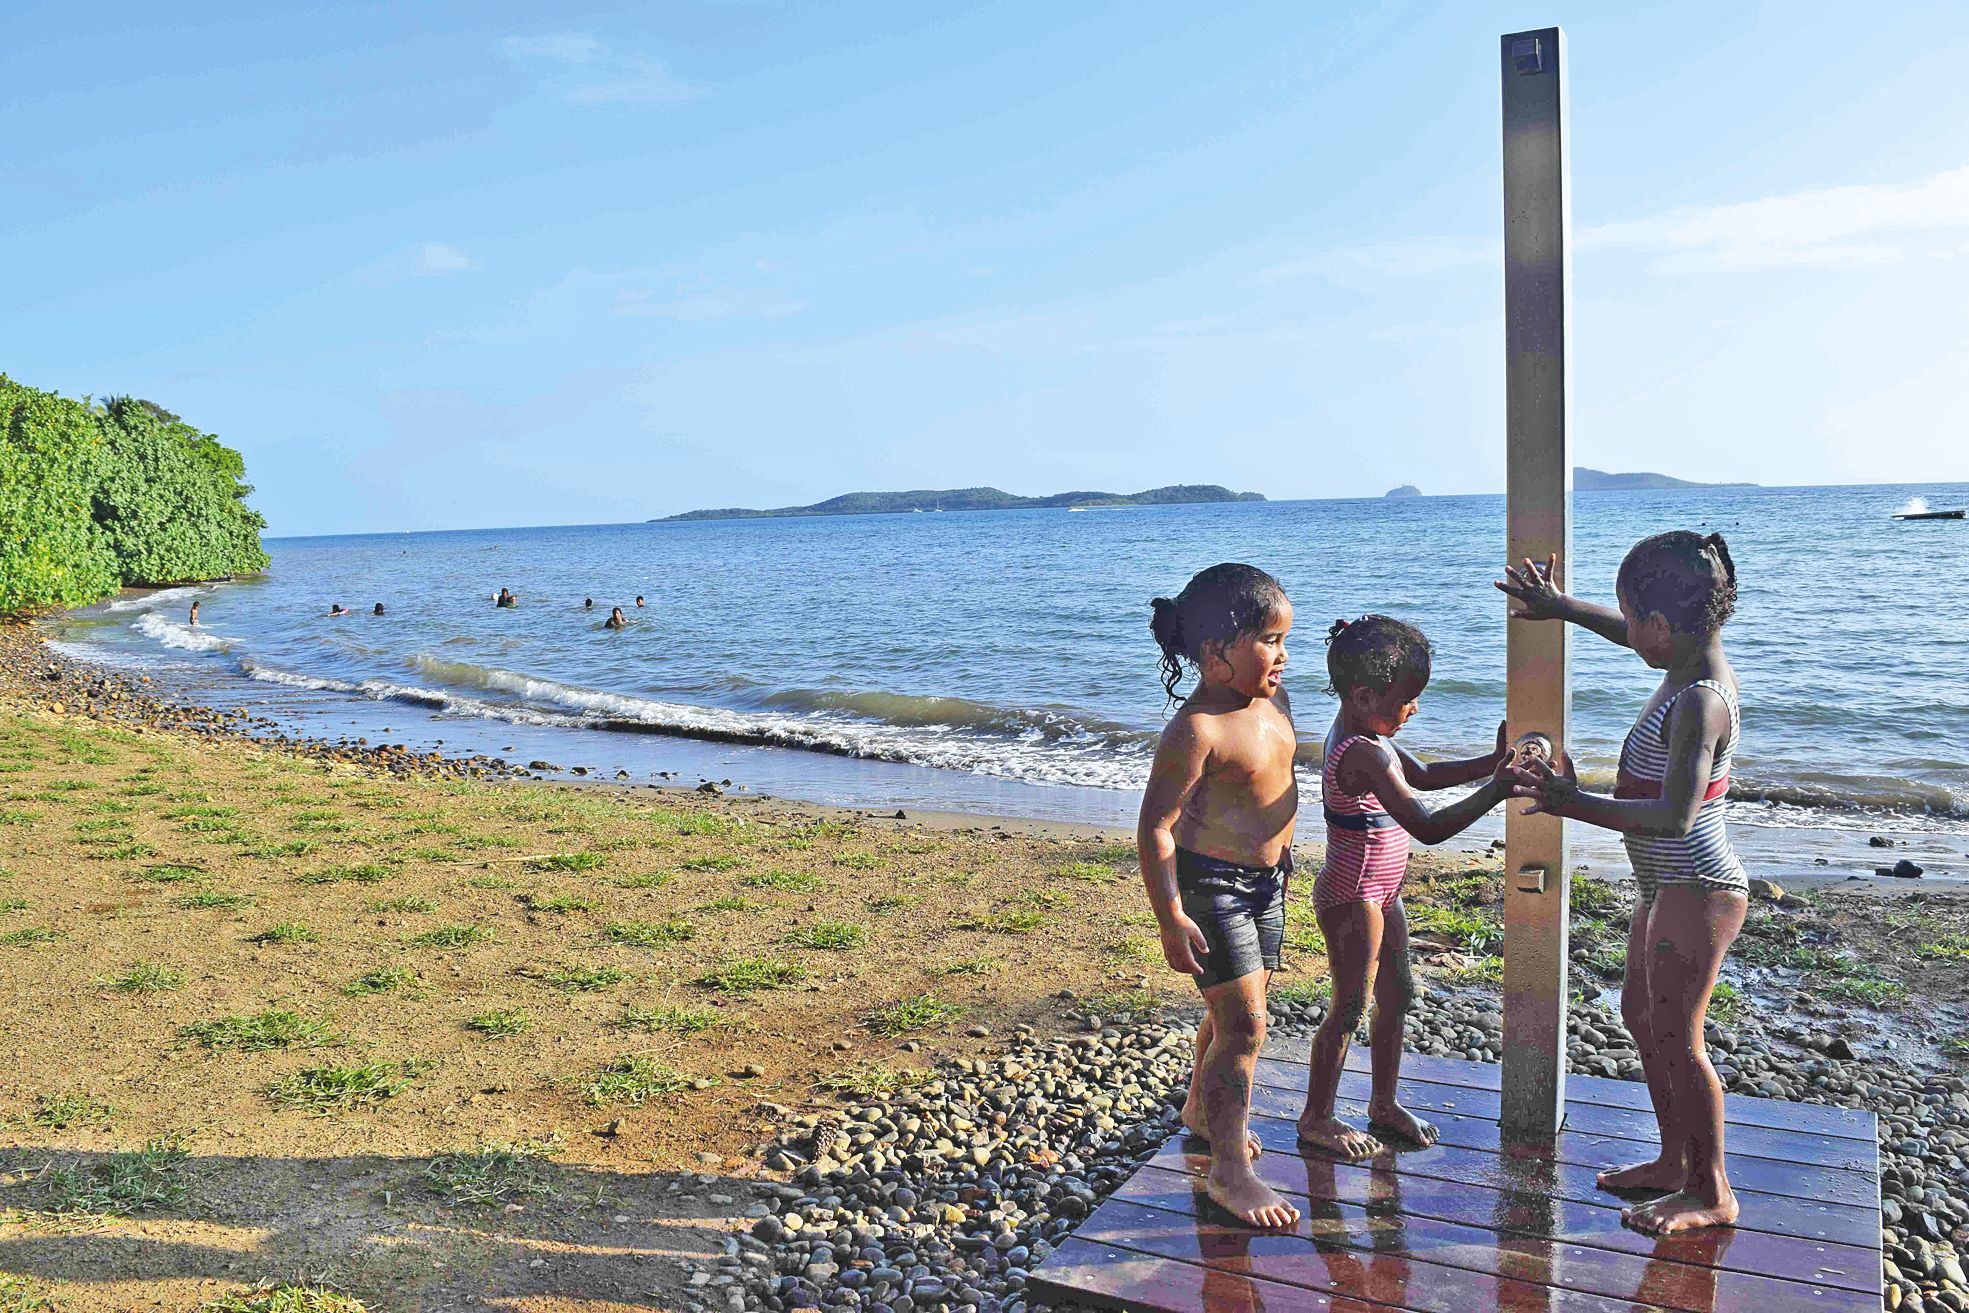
1028, 1038, 1881, 1312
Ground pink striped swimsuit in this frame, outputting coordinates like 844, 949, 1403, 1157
1314, 734, 1411, 911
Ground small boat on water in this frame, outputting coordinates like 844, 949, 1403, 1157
1894, 509, 1966, 520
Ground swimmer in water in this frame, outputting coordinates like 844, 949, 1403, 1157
605, 606, 627, 629
328, 603, 350, 617
188, 601, 200, 627
635, 596, 646, 608
373, 603, 386, 616
584, 597, 594, 609
496, 588, 518, 608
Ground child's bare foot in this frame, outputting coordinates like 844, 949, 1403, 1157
1366, 1100, 1439, 1147
1179, 1102, 1262, 1158
1294, 1115, 1381, 1161
1205, 1167, 1301, 1228
1596, 1155, 1687, 1193
1623, 1188, 1739, 1235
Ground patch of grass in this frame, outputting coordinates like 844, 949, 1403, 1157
1916, 931, 1969, 961
867, 893, 921, 914
741, 868, 822, 893
867, 994, 964, 1036
784, 920, 866, 950
133, 863, 204, 884
0, 808, 38, 826
1406, 902, 1504, 955
410, 924, 494, 949
267, 1060, 424, 1113
1090, 842, 1136, 865
467, 1009, 532, 1039
462, 873, 519, 890
29, 1092, 115, 1129
543, 962, 630, 991
199, 1284, 371, 1312
0, 1273, 56, 1312
664, 811, 745, 839
959, 907, 1046, 934
405, 846, 461, 861
698, 894, 757, 911
1, 926, 63, 946
1051, 861, 1116, 882
1708, 980, 1746, 1024
606, 918, 695, 948
1440, 955, 1506, 986
585, 1056, 696, 1106
821, 1062, 929, 1098
522, 893, 598, 915
1818, 974, 1908, 1006
343, 965, 418, 996
1082, 989, 1161, 1021
1103, 935, 1161, 967
41, 1138, 189, 1217
1283, 902, 1326, 955
243, 839, 315, 858
611, 870, 674, 890
526, 851, 604, 873
175, 891, 253, 909
102, 962, 185, 992
612, 1004, 723, 1034
249, 922, 320, 946
697, 955, 807, 996
425, 1138, 560, 1207
368, 895, 439, 914
678, 854, 744, 872
939, 955, 1000, 976
101, 842, 160, 860
1272, 976, 1333, 1008
0, 897, 27, 912
182, 1009, 339, 1052
1570, 871, 1625, 920
297, 863, 393, 886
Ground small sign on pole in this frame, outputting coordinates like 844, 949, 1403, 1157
1500, 25, 1573, 1138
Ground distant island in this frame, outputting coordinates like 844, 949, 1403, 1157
1575, 467, 1756, 492
657, 484, 1265, 522
1384, 485, 1422, 498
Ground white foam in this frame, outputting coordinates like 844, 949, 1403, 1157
134, 611, 231, 653
106, 586, 198, 613
1899, 495, 1931, 517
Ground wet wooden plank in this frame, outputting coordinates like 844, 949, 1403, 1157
1027, 1236, 1354, 1312
1110, 1165, 1880, 1312
1136, 1151, 1879, 1297
1245, 1072, 1878, 1174
1242, 1086, 1877, 1206
1068, 1196, 1672, 1312
1258, 1040, 1876, 1140
1195, 1118, 1883, 1250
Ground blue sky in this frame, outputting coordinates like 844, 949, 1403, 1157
6, 1, 1968, 536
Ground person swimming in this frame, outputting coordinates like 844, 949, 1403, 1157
495, 588, 517, 608
635, 596, 646, 608
372, 603, 386, 616
188, 600, 200, 627
605, 606, 627, 629
584, 597, 594, 609
328, 603, 350, 617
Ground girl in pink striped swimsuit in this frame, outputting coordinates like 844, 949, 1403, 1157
1296, 615, 1515, 1161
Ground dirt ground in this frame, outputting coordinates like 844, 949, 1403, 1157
3, 679, 1964, 1311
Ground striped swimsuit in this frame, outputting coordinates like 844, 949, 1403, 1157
1314, 735, 1412, 911
1618, 678, 1748, 902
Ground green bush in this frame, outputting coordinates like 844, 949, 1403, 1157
0, 377, 267, 616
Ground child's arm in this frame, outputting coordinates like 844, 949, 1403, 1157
1496, 554, 1630, 648
1514, 688, 1729, 837
1346, 739, 1511, 846
1394, 720, 1508, 790
1136, 717, 1213, 976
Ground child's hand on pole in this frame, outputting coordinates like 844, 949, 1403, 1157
1496, 553, 1567, 619
1159, 914, 1209, 975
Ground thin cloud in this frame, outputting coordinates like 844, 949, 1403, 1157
412, 242, 480, 276
614, 286, 804, 321
1583, 164, 1969, 268
500, 32, 704, 104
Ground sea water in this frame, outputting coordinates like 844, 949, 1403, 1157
46, 484, 1969, 875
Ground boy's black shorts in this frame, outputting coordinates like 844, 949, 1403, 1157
1176, 846, 1289, 989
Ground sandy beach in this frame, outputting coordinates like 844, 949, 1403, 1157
2, 621, 1966, 1313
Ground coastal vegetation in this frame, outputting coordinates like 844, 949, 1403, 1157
0, 375, 267, 616
659, 482, 1264, 521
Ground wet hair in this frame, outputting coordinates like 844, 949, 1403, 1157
1616, 531, 1737, 635
1324, 614, 1432, 698
1148, 563, 1288, 701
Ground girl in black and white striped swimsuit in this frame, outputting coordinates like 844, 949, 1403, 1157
1497, 530, 1750, 1240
